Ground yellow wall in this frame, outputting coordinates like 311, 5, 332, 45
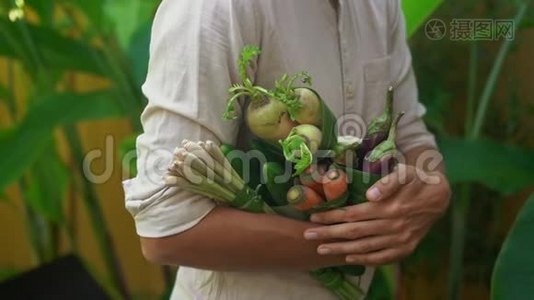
0, 64, 164, 298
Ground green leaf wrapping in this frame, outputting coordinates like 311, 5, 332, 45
220, 89, 372, 297
345, 167, 381, 205
220, 144, 244, 178
249, 138, 285, 164
310, 268, 364, 300
232, 186, 271, 214
263, 162, 293, 206
313, 89, 338, 150
271, 204, 309, 221
335, 265, 366, 277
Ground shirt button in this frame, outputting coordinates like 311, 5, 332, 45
346, 83, 354, 98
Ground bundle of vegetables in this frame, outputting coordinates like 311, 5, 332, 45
164, 45, 406, 300
165, 140, 364, 299
165, 140, 272, 214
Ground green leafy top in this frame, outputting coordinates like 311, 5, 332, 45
272, 71, 312, 120
238, 45, 261, 83
223, 45, 269, 120
280, 134, 313, 176
223, 45, 312, 121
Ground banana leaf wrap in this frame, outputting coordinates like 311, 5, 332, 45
337, 165, 382, 205
249, 138, 286, 164
310, 268, 364, 300
271, 204, 309, 221
231, 186, 274, 214
220, 88, 370, 299
222, 146, 365, 299
311, 88, 338, 150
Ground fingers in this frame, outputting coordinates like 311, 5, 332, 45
310, 202, 383, 224
311, 198, 407, 224
366, 164, 416, 202
304, 219, 402, 241
316, 234, 404, 256
345, 243, 416, 266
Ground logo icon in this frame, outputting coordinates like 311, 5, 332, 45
336, 114, 367, 139
425, 19, 447, 40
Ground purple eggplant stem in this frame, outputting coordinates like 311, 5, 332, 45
366, 86, 394, 136
363, 112, 405, 175
357, 86, 395, 167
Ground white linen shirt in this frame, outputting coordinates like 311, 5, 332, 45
123, 0, 437, 299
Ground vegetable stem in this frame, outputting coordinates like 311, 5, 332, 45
182, 141, 244, 190
172, 175, 235, 203
203, 141, 245, 188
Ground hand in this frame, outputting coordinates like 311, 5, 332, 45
303, 164, 451, 266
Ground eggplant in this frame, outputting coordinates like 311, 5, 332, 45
357, 86, 395, 164
363, 112, 404, 175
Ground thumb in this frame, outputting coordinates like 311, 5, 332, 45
366, 164, 414, 201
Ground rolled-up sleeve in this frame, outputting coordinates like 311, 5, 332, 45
123, 0, 261, 238
389, 0, 437, 153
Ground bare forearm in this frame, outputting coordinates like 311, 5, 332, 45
141, 206, 345, 271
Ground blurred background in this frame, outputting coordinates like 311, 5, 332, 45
0, 0, 532, 299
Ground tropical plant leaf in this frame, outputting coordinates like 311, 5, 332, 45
439, 138, 534, 195
128, 21, 152, 87
402, 0, 444, 37
491, 193, 534, 300
119, 134, 138, 178
0, 2, 7, 14
0, 91, 123, 192
103, 0, 159, 49
25, 0, 55, 25
58, 0, 106, 29
0, 267, 19, 281
0, 126, 51, 195
22, 91, 124, 128
0, 83, 10, 102
24, 145, 70, 224
0, 18, 106, 76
